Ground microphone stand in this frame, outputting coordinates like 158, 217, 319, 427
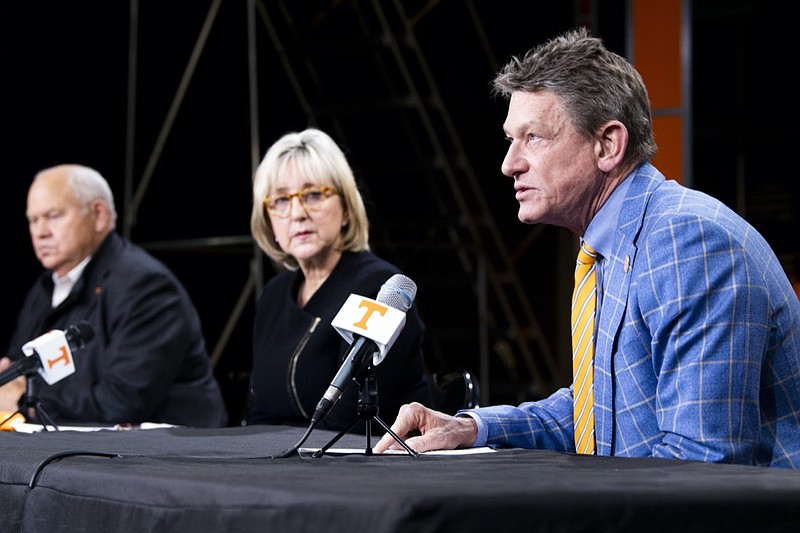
312, 365, 418, 458
23, 372, 60, 431
0, 351, 61, 431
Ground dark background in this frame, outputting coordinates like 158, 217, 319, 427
1, 1, 796, 425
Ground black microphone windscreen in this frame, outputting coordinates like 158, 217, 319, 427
65, 321, 95, 351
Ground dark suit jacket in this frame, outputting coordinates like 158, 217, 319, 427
7, 232, 228, 427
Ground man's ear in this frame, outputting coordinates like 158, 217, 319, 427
90, 200, 112, 232
595, 120, 628, 173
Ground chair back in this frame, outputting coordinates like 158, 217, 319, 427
430, 368, 480, 415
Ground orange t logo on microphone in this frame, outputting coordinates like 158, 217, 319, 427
46, 344, 72, 369
352, 299, 388, 331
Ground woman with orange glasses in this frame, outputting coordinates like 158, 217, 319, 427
247, 128, 432, 433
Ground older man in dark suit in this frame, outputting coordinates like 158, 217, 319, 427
1, 164, 227, 427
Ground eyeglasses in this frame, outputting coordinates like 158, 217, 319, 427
263, 185, 338, 218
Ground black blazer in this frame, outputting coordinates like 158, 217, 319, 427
248, 251, 432, 432
7, 232, 228, 427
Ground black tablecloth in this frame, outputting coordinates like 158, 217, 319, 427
1, 425, 799, 532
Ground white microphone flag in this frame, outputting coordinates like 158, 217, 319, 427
21, 329, 77, 385
332, 294, 406, 365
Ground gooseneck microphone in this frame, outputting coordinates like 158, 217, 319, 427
311, 274, 417, 425
0, 321, 95, 387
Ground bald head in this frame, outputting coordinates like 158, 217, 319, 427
26, 164, 117, 277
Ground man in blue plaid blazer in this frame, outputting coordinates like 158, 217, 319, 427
375, 28, 800, 468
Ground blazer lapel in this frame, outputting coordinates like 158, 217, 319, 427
594, 163, 663, 454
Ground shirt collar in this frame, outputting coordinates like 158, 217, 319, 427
52, 256, 92, 286
51, 256, 92, 307
583, 173, 634, 259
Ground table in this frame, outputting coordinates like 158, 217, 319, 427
1, 424, 799, 532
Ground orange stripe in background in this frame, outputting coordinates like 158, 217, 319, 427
632, 0, 684, 184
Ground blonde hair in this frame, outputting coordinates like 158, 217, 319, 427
250, 128, 370, 270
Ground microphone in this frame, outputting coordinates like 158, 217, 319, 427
311, 274, 417, 425
0, 321, 95, 387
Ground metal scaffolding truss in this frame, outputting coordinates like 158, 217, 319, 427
121, 0, 574, 409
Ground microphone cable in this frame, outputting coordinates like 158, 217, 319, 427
28, 450, 122, 489
270, 420, 316, 458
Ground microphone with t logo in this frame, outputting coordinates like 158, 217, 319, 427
310, 274, 417, 425
0, 321, 95, 387
270, 275, 417, 458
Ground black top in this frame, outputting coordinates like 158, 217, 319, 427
248, 250, 432, 431
6, 232, 228, 427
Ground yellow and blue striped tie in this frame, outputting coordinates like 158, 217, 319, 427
572, 241, 597, 455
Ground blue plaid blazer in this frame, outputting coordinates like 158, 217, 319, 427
465, 163, 800, 468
